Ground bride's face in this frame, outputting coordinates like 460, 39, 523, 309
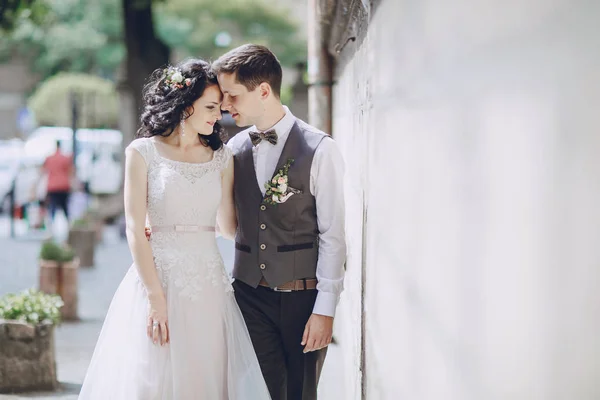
185, 84, 223, 136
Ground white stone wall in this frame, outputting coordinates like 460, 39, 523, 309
331, 1, 600, 399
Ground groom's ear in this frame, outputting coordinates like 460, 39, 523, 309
258, 82, 271, 100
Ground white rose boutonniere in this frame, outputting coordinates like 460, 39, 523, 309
263, 158, 302, 205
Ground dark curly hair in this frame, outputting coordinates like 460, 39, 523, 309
137, 58, 225, 151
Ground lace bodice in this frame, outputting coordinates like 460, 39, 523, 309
128, 137, 231, 227
126, 137, 233, 299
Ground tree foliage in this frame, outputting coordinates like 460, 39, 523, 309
0, 0, 306, 82
156, 0, 306, 66
0, 0, 48, 30
0, 0, 123, 79
28, 72, 119, 128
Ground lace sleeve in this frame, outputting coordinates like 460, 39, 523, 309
126, 138, 151, 165
218, 144, 233, 172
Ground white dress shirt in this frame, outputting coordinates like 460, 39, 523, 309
228, 106, 346, 317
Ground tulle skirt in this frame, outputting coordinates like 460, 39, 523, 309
79, 266, 271, 400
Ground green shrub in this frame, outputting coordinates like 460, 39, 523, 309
71, 209, 99, 229
28, 73, 118, 128
0, 289, 63, 325
71, 218, 90, 229
39, 240, 63, 261
60, 246, 76, 263
39, 240, 76, 262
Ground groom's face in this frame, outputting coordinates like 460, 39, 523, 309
218, 72, 263, 127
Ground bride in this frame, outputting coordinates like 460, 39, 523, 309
79, 59, 271, 399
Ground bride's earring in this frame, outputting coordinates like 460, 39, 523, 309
180, 119, 185, 137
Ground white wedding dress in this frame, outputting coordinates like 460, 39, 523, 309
79, 137, 271, 400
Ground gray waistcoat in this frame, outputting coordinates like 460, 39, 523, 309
231, 120, 327, 288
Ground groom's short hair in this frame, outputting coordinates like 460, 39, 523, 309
213, 44, 283, 98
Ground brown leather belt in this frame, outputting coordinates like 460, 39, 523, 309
259, 277, 318, 292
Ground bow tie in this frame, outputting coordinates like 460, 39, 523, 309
249, 129, 278, 146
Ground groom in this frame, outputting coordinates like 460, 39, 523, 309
214, 44, 346, 400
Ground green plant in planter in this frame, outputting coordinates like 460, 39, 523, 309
71, 210, 99, 229
0, 289, 63, 325
71, 218, 90, 229
60, 246, 76, 263
39, 241, 64, 262
39, 240, 76, 262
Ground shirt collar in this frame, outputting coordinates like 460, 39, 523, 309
252, 106, 295, 145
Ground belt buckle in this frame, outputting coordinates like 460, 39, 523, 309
273, 286, 292, 293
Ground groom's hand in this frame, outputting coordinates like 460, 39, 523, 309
301, 314, 333, 353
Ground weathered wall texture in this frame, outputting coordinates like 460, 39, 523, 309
330, 0, 600, 399
0, 58, 36, 139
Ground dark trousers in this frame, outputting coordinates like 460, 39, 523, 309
233, 280, 327, 400
47, 191, 70, 220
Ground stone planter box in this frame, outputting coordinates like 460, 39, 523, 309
68, 227, 95, 267
39, 258, 79, 321
93, 220, 104, 244
0, 320, 57, 393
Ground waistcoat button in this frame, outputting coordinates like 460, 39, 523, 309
259, 263, 266, 270
260, 244, 266, 250
260, 224, 266, 230
260, 205, 267, 211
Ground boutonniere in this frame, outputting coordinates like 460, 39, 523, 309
263, 158, 302, 205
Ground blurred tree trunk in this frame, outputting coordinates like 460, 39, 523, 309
122, 0, 170, 142
114, 0, 169, 209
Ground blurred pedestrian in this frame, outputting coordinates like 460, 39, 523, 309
33, 140, 73, 227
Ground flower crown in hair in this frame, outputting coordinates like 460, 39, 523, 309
163, 67, 192, 90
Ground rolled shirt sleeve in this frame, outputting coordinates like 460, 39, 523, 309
310, 137, 347, 317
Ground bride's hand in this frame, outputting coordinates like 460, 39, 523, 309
147, 293, 169, 346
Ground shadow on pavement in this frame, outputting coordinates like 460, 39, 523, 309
0, 382, 81, 399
